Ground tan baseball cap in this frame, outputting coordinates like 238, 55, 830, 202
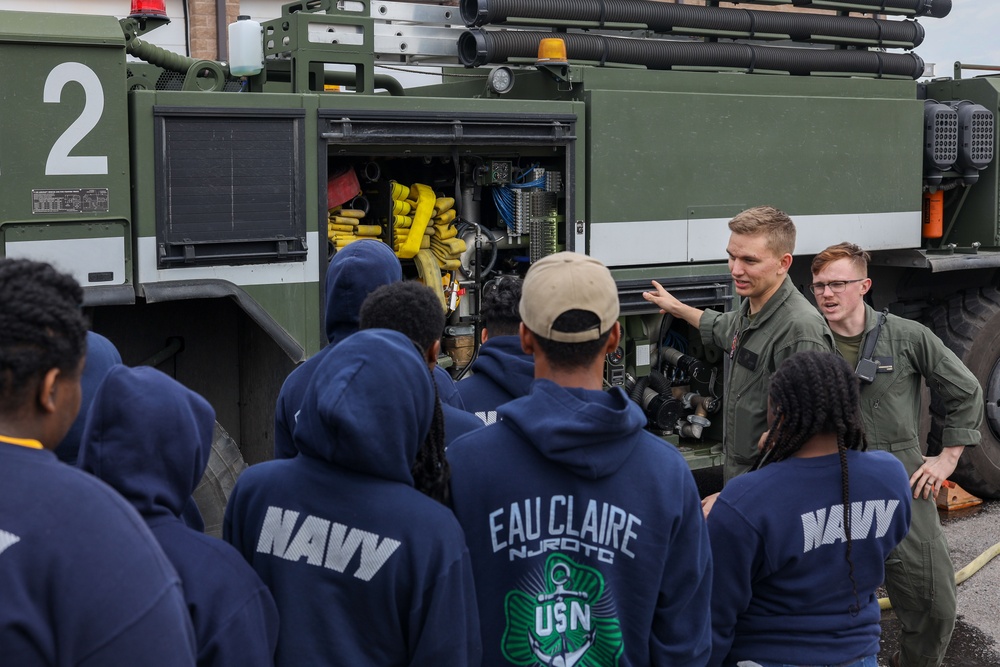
519, 251, 619, 343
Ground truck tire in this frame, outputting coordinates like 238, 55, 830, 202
925, 287, 1000, 499
192, 422, 248, 538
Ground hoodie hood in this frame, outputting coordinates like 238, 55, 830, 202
469, 335, 534, 399
294, 329, 434, 484
325, 240, 402, 344
55, 331, 122, 464
78, 365, 215, 519
498, 379, 647, 479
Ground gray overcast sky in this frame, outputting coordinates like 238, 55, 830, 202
914, 0, 1000, 79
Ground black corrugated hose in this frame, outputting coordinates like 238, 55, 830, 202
769, 0, 950, 18
458, 29, 926, 79
629, 375, 650, 405
461, 0, 927, 48
647, 370, 672, 395
463, 0, 950, 27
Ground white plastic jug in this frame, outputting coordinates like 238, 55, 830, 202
228, 15, 263, 77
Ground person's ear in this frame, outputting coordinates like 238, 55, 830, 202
860, 278, 872, 295
426, 340, 442, 368
37, 368, 61, 415
519, 322, 535, 355
777, 253, 793, 274
604, 322, 622, 355
480, 327, 489, 344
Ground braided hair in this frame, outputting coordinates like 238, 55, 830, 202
0, 259, 86, 415
760, 350, 867, 614
411, 382, 450, 505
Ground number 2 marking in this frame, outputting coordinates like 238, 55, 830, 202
43, 62, 108, 176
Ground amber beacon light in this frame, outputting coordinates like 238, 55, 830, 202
534, 37, 570, 83
536, 38, 568, 65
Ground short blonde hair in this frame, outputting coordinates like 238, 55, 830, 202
728, 206, 796, 257
811, 242, 870, 276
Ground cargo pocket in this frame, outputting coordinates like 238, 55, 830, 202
883, 539, 931, 612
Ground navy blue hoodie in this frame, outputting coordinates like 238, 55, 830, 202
55, 331, 121, 464
56, 334, 205, 532
436, 364, 466, 410
448, 379, 713, 667
226, 329, 482, 666
457, 335, 534, 424
443, 402, 485, 446
79, 366, 279, 667
0, 442, 196, 665
707, 450, 910, 666
273, 240, 402, 459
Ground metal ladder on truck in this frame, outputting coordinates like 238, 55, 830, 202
259, 0, 471, 94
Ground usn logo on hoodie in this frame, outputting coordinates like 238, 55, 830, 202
503, 553, 624, 667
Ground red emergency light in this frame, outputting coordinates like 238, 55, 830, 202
129, 0, 168, 19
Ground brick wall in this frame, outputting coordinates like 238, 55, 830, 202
188, 0, 244, 60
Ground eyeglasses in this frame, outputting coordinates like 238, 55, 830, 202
808, 279, 865, 296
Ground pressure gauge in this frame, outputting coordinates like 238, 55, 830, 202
487, 66, 514, 95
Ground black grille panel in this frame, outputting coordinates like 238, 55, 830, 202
155, 109, 307, 267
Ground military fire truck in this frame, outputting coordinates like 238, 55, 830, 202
4, 0, 1000, 501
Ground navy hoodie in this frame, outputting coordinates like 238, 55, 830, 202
448, 379, 713, 667
273, 240, 402, 459
57, 334, 204, 532
55, 331, 121, 464
226, 329, 482, 666
436, 364, 466, 410
457, 335, 535, 424
707, 450, 910, 666
0, 443, 196, 665
443, 402, 485, 447
79, 366, 279, 667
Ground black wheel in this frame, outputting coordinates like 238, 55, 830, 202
926, 287, 1000, 499
191, 422, 248, 538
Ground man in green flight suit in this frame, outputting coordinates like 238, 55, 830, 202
811, 242, 983, 667
643, 206, 834, 483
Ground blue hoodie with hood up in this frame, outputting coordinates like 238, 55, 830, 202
79, 366, 279, 667
56, 331, 122, 464
448, 379, 713, 667
273, 241, 463, 459
226, 328, 482, 667
457, 335, 534, 424
274, 240, 402, 459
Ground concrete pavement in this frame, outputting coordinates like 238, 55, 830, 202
878, 500, 1000, 666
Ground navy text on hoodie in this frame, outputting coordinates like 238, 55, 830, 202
80, 366, 279, 667
226, 329, 482, 666
448, 379, 713, 667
